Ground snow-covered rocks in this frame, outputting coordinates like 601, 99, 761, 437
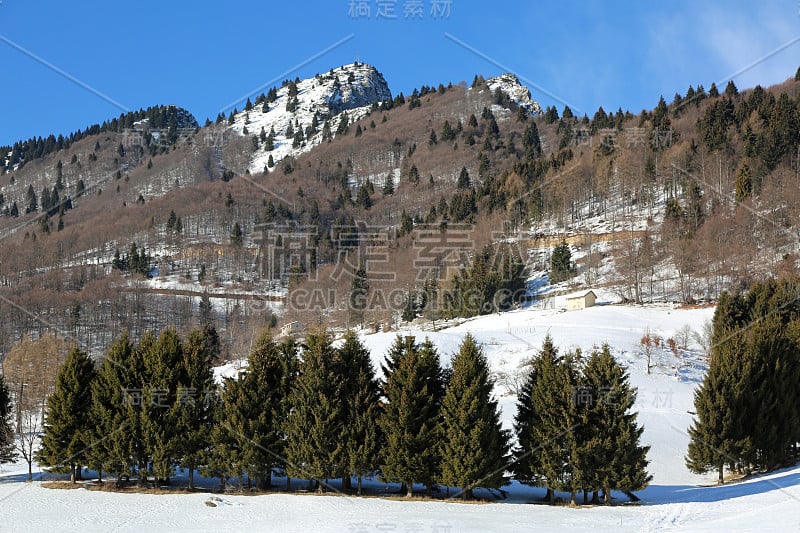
228, 63, 392, 173
486, 73, 542, 115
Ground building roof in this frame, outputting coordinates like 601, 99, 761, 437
565, 290, 596, 300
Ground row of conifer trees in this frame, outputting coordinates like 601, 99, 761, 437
35, 325, 650, 503
687, 280, 800, 483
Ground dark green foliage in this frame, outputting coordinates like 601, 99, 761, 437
697, 97, 735, 152
231, 222, 243, 246
583, 344, 651, 501
439, 334, 509, 498
550, 241, 575, 284
87, 332, 142, 479
441, 120, 455, 141
356, 184, 372, 210
285, 330, 344, 487
456, 166, 471, 189
512, 336, 573, 500
339, 331, 382, 494
0, 373, 17, 464
211, 332, 297, 489
514, 337, 650, 504
687, 281, 800, 482
26, 184, 37, 213
350, 264, 369, 327
382, 175, 395, 196
174, 327, 218, 489
37, 348, 97, 482
380, 336, 444, 496
444, 244, 526, 318
522, 121, 542, 158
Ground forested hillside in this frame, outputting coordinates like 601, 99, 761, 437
1, 65, 800, 359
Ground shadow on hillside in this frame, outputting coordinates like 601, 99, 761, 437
643, 468, 800, 504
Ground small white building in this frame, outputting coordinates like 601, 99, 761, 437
566, 290, 597, 311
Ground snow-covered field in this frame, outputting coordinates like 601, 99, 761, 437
3, 302, 800, 532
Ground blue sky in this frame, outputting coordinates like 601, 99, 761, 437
1, 0, 799, 146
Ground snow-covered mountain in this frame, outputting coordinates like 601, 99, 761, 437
228, 63, 392, 173
486, 73, 542, 115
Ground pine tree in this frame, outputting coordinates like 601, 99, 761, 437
338, 331, 382, 494
583, 344, 651, 503
141, 329, 185, 482
0, 373, 17, 464
795, 66, 800, 81
513, 336, 571, 502
380, 336, 443, 497
440, 334, 509, 498
456, 167, 470, 189
441, 120, 455, 141
350, 264, 369, 327
429, 129, 438, 146
208, 375, 249, 487
686, 322, 750, 484
231, 222, 244, 246
218, 332, 295, 489
382, 175, 395, 196
174, 327, 218, 489
285, 329, 345, 490
356, 184, 372, 210
25, 184, 37, 213
37, 347, 97, 483
88, 332, 137, 481
550, 241, 574, 283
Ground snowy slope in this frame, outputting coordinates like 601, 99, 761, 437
3, 303, 800, 532
228, 63, 392, 174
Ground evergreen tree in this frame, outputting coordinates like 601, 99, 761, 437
217, 333, 295, 489
88, 332, 138, 481
382, 175, 395, 196
513, 336, 573, 503
285, 330, 345, 490
440, 334, 509, 498
350, 264, 369, 327
141, 329, 185, 482
380, 336, 443, 497
583, 344, 651, 502
339, 331, 382, 494
231, 222, 244, 246
356, 184, 372, 209
441, 120, 455, 141
174, 327, 218, 489
37, 348, 97, 483
456, 167, 471, 189
25, 184, 37, 213
686, 328, 749, 484
550, 241, 575, 283
0, 373, 17, 464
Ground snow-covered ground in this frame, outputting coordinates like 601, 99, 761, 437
3, 302, 800, 532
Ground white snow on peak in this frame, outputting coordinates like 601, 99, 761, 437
486, 73, 542, 115
228, 63, 392, 174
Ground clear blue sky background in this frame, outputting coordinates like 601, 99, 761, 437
1, 0, 799, 146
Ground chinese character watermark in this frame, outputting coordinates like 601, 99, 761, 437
348, 0, 452, 19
